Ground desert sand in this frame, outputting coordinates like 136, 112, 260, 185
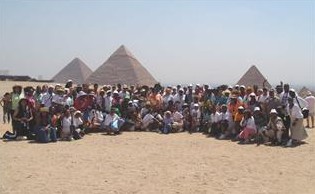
0, 81, 314, 194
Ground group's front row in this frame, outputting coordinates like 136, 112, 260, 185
3, 96, 308, 147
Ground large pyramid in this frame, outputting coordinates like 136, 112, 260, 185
85, 45, 157, 86
52, 57, 92, 84
236, 65, 272, 89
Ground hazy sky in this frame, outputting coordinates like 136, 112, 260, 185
0, 0, 314, 86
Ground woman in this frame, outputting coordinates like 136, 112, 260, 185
13, 98, 33, 140
286, 97, 308, 146
238, 109, 256, 144
35, 107, 57, 143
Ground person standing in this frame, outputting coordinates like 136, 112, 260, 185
0, 92, 11, 124
286, 97, 308, 146
305, 91, 315, 128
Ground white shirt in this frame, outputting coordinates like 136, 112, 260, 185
172, 111, 184, 122
240, 116, 256, 131
62, 116, 72, 134
52, 94, 66, 106
305, 95, 315, 114
258, 94, 268, 104
104, 113, 119, 126
142, 113, 154, 128
210, 112, 221, 123
41, 92, 55, 107
73, 117, 83, 128
104, 96, 113, 112
294, 96, 308, 109
287, 104, 303, 119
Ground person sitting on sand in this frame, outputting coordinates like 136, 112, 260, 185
13, 98, 33, 140
35, 107, 57, 143
104, 108, 124, 135
161, 111, 173, 134
237, 109, 256, 144
260, 109, 285, 145
61, 108, 73, 141
253, 107, 268, 144
190, 103, 201, 133
209, 106, 220, 137
218, 104, 233, 139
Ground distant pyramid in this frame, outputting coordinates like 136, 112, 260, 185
237, 65, 272, 89
52, 57, 92, 84
85, 45, 157, 86
299, 86, 315, 98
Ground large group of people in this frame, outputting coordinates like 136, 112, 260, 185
1, 80, 314, 147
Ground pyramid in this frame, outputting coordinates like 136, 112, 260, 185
236, 65, 272, 89
85, 45, 157, 86
52, 57, 92, 84
299, 86, 315, 98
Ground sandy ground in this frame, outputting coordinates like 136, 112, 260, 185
0, 81, 315, 194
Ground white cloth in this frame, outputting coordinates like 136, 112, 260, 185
162, 94, 174, 107
172, 111, 183, 122
104, 113, 119, 126
294, 96, 308, 109
62, 116, 72, 135
52, 94, 66, 105
240, 116, 257, 131
104, 96, 113, 112
287, 104, 303, 119
305, 95, 315, 114
142, 113, 154, 128
41, 92, 55, 107
257, 94, 268, 103
73, 117, 83, 128
210, 112, 221, 123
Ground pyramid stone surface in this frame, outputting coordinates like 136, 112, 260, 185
237, 65, 272, 89
86, 45, 157, 86
299, 87, 315, 98
52, 58, 92, 84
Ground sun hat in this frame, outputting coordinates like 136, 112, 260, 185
254, 107, 260, 112
270, 109, 277, 114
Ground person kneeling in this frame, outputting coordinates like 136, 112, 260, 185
261, 109, 285, 145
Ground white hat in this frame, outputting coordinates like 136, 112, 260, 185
240, 85, 245, 89
270, 109, 277, 114
74, 110, 82, 116
113, 90, 119, 94
254, 107, 260, 112
194, 103, 199, 107
289, 88, 295, 93
238, 106, 244, 110
249, 92, 256, 97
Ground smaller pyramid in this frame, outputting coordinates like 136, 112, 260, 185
86, 45, 157, 86
299, 87, 315, 98
52, 57, 92, 84
237, 65, 272, 89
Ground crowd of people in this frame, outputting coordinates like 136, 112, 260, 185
1, 80, 314, 147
